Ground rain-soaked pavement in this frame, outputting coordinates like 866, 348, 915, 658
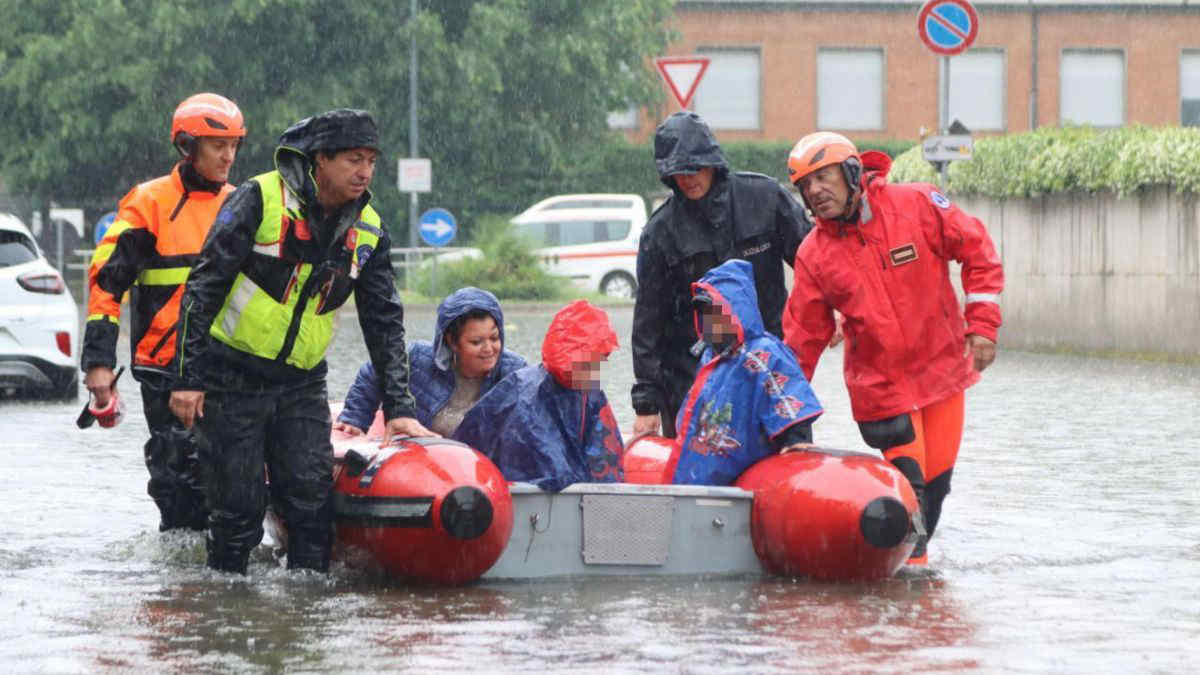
2, 303, 1198, 673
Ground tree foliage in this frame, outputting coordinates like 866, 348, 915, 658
0, 0, 675, 236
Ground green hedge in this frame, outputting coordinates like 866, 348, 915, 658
890, 125, 1200, 198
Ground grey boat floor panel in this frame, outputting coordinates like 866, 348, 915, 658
483, 482, 764, 579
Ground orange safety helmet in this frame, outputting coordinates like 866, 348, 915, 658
171, 93, 246, 155
786, 131, 862, 189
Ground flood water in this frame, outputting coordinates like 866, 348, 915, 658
2, 303, 1198, 673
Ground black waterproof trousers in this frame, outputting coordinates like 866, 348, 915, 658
197, 377, 333, 574
141, 380, 208, 531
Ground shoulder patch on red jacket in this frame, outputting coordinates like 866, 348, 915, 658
929, 191, 951, 209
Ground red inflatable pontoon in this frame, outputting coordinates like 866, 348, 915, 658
326, 411, 514, 585
624, 436, 918, 581
736, 450, 918, 581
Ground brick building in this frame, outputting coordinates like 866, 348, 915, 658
612, 0, 1200, 142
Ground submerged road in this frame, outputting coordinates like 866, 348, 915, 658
1, 303, 1197, 672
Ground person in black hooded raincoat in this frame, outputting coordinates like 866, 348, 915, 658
168, 109, 431, 575
632, 111, 813, 439
455, 300, 624, 492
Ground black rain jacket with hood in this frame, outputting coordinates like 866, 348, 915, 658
631, 112, 813, 433
175, 109, 416, 421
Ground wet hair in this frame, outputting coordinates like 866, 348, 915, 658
444, 309, 497, 346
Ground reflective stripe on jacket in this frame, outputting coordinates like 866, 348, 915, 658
783, 151, 1003, 422
208, 171, 381, 370
82, 164, 232, 375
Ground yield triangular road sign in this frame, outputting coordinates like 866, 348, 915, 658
655, 56, 711, 110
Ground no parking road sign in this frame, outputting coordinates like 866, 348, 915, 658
917, 0, 979, 56
418, 208, 457, 247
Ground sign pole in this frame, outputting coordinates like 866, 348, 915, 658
408, 0, 420, 251
917, 0, 979, 188
940, 55, 950, 188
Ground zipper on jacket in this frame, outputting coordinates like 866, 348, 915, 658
855, 228, 885, 270
275, 270, 320, 365
146, 324, 177, 361
177, 299, 191, 378
281, 263, 302, 305
168, 192, 190, 221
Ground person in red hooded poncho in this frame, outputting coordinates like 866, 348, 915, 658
454, 300, 625, 492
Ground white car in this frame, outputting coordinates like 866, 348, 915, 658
435, 194, 648, 298
512, 193, 646, 298
0, 212, 79, 399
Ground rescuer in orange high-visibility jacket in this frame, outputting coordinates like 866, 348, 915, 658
80, 92, 246, 531
782, 132, 1003, 566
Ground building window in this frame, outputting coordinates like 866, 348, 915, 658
947, 49, 1005, 131
694, 48, 761, 130
1183, 51, 1200, 127
1060, 49, 1125, 127
607, 106, 637, 130
817, 48, 884, 131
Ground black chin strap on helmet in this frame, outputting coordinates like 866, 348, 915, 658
173, 132, 196, 161
835, 156, 864, 223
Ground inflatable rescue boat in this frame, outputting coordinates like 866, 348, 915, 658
270, 408, 920, 584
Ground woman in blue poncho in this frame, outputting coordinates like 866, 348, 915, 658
334, 287, 527, 438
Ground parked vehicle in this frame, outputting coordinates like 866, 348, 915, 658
0, 213, 79, 400
512, 193, 646, 298
434, 194, 648, 298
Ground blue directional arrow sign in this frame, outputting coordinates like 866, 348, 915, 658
917, 0, 979, 56
93, 211, 116, 244
418, 208, 457, 247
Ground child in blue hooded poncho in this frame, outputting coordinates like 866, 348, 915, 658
668, 259, 823, 485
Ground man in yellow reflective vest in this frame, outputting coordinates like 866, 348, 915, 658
82, 92, 245, 531
169, 109, 433, 574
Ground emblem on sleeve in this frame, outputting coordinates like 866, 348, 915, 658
929, 191, 951, 209
355, 244, 373, 271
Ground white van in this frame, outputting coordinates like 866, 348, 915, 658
510, 193, 647, 298
434, 193, 648, 298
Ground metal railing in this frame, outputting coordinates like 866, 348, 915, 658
68, 246, 470, 308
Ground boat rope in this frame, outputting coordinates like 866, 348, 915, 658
524, 494, 556, 562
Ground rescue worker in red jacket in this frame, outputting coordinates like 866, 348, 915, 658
782, 132, 1003, 565
81, 92, 246, 531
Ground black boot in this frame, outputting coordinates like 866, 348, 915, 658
889, 456, 928, 563
924, 468, 954, 539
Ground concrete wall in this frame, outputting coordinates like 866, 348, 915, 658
957, 188, 1200, 357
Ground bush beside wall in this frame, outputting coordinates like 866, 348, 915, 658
890, 125, 1200, 198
